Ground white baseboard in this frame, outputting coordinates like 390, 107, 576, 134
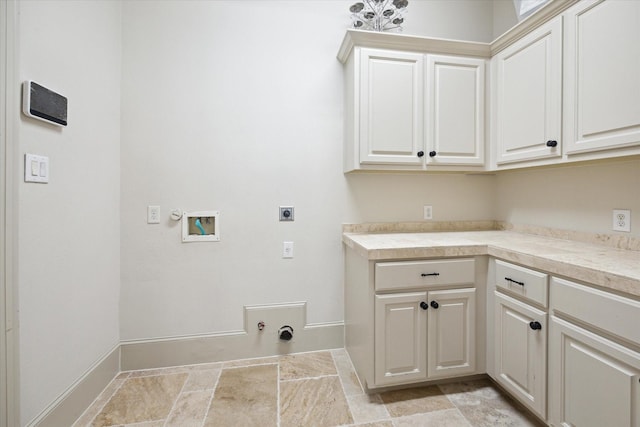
30, 303, 345, 426
29, 345, 120, 427
121, 321, 345, 371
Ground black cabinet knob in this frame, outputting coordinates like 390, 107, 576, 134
546, 140, 558, 147
417, 151, 425, 157
420, 301, 428, 310
429, 151, 437, 157
430, 301, 439, 309
529, 321, 542, 330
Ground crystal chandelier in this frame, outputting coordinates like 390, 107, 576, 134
349, 0, 409, 32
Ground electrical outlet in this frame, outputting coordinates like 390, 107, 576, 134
147, 206, 160, 224
424, 205, 433, 220
612, 209, 631, 232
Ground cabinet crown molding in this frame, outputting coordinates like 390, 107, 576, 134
337, 29, 491, 63
337, 0, 581, 62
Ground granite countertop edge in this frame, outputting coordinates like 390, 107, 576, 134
342, 230, 640, 299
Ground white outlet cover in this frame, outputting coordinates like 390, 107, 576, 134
423, 205, 433, 220
613, 209, 631, 232
147, 206, 160, 224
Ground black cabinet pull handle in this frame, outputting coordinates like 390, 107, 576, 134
529, 321, 542, 330
429, 151, 437, 157
420, 301, 428, 310
546, 140, 558, 147
505, 277, 525, 286
430, 301, 439, 309
417, 151, 425, 157
421, 273, 440, 277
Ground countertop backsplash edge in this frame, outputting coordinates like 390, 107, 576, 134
342, 221, 639, 252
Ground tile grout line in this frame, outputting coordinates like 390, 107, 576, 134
277, 359, 281, 427
162, 371, 191, 427
199, 366, 223, 427
75, 373, 130, 427
330, 352, 356, 425
280, 373, 340, 383
221, 361, 279, 370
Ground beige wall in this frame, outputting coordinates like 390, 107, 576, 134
17, 1, 121, 424
495, 158, 640, 238
492, 0, 519, 40
119, 0, 497, 341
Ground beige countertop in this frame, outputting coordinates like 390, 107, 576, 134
343, 230, 640, 299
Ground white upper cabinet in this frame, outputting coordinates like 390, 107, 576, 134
340, 0, 640, 173
426, 55, 485, 166
563, 0, 640, 155
493, 17, 563, 165
359, 48, 425, 167
339, 31, 489, 172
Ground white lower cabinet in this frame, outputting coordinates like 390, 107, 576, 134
374, 287, 476, 387
374, 292, 428, 386
490, 259, 548, 419
549, 316, 640, 427
361, 257, 479, 388
494, 292, 547, 418
548, 277, 640, 427
427, 288, 476, 378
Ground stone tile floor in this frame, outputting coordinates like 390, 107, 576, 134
73, 349, 544, 427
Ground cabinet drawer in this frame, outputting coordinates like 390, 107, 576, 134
495, 260, 548, 307
375, 258, 475, 291
551, 277, 640, 346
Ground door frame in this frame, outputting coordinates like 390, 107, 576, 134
1, 1, 19, 426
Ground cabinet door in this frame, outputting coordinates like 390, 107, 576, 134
549, 316, 640, 427
494, 17, 562, 164
564, 0, 640, 154
359, 48, 424, 166
426, 55, 485, 166
494, 292, 547, 418
375, 292, 428, 386
427, 288, 476, 378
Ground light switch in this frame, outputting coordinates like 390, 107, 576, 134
39, 161, 47, 178
24, 153, 49, 183
283, 241, 294, 258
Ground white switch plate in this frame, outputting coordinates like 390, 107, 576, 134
147, 206, 160, 224
613, 209, 631, 232
24, 153, 49, 183
283, 241, 294, 258
423, 205, 433, 220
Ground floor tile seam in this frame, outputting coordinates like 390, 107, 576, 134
332, 350, 365, 392
198, 361, 224, 427
333, 354, 379, 424
126, 370, 193, 380
78, 376, 128, 427
345, 394, 391, 424
388, 407, 470, 424
346, 413, 393, 425
279, 373, 340, 382
443, 407, 474, 427
122, 420, 166, 427
221, 362, 279, 370
277, 361, 281, 427
435, 383, 460, 410
331, 351, 366, 399
161, 371, 192, 427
